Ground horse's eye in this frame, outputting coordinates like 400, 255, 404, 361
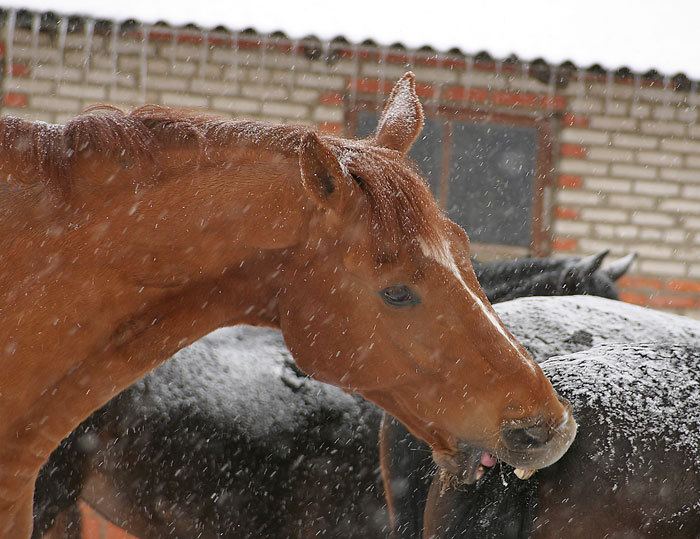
380, 285, 420, 307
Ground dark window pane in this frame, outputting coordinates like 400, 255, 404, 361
355, 111, 444, 199
447, 122, 537, 247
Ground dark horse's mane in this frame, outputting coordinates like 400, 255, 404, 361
0, 106, 445, 255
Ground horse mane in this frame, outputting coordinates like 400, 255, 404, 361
0, 106, 445, 255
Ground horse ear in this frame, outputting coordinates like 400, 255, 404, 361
375, 72, 425, 153
299, 131, 352, 213
578, 249, 609, 276
604, 253, 637, 282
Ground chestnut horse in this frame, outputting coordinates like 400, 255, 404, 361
0, 73, 575, 536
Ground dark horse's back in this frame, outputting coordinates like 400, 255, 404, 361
34, 326, 387, 538
424, 343, 700, 539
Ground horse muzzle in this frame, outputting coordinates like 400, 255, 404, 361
433, 402, 577, 484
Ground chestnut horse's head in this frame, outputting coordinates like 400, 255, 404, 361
279, 73, 575, 480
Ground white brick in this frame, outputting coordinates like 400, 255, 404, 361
578, 238, 627, 255
628, 244, 673, 258
29, 95, 81, 113
290, 88, 320, 103
631, 212, 675, 227
608, 194, 655, 209
262, 101, 308, 119
145, 75, 188, 92
682, 185, 700, 199
559, 159, 608, 175
5, 78, 55, 94
634, 180, 679, 196
107, 87, 156, 103
295, 73, 345, 90
587, 147, 634, 162
604, 100, 628, 116
239, 84, 288, 100
677, 107, 699, 123
56, 83, 106, 100
688, 124, 700, 138
637, 86, 687, 104
610, 163, 657, 180
312, 106, 344, 123
664, 229, 689, 243
410, 66, 459, 84
580, 208, 628, 223
660, 138, 700, 154
658, 199, 700, 214
560, 128, 609, 146
190, 79, 239, 96
588, 116, 637, 131
553, 220, 591, 235
211, 96, 261, 114
652, 105, 677, 121
689, 264, 700, 279
639, 227, 662, 241
636, 151, 682, 167
593, 224, 615, 238
613, 225, 639, 239
640, 121, 685, 136
629, 103, 651, 118
459, 70, 508, 89
584, 177, 632, 193
639, 259, 687, 277
160, 92, 209, 108
611, 133, 658, 150
363, 63, 419, 81
683, 217, 700, 230
687, 156, 700, 168
34, 65, 83, 82
568, 97, 604, 114
660, 168, 700, 183
555, 190, 602, 206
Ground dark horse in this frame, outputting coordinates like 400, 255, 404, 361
422, 342, 700, 538
383, 298, 700, 538
34, 253, 634, 537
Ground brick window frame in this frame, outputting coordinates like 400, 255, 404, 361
346, 101, 555, 258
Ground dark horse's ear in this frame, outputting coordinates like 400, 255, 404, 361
299, 131, 354, 213
578, 249, 610, 276
375, 72, 425, 153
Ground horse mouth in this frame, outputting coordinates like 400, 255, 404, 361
432, 447, 535, 485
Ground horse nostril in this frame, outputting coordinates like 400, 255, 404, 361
501, 423, 552, 451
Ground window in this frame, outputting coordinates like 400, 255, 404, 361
351, 105, 552, 256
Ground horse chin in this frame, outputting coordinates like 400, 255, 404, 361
432, 447, 495, 485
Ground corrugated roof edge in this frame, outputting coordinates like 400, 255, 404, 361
0, 7, 695, 91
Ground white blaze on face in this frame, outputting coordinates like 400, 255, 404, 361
419, 237, 536, 372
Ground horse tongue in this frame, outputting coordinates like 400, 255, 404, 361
480, 452, 498, 467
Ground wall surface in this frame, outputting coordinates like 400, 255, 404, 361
1, 12, 699, 318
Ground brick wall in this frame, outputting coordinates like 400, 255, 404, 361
1, 10, 699, 323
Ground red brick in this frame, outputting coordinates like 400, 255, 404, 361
0, 43, 6, 57
318, 121, 343, 135
386, 52, 410, 64
552, 237, 578, 251
492, 91, 539, 108
3, 92, 28, 108
319, 92, 344, 106
560, 143, 587, 158
619, 292, 649, 306
554, 206, 579, 220
414, 83, 435, 99
542, 95, 567, 110
648, 294, 697, 310
177, 33, 203, 45
7, 62, 30, 77
352, 78, 394, 95
442, 57, 467, 70
557, 175, 582, 189
666, 279, 700, 294
442, 86, 489, 103
148, 30, 174, 42
618, 276, 664, 291
562, 113, 589, 128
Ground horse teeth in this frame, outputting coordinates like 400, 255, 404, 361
514, 468, 535, 480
